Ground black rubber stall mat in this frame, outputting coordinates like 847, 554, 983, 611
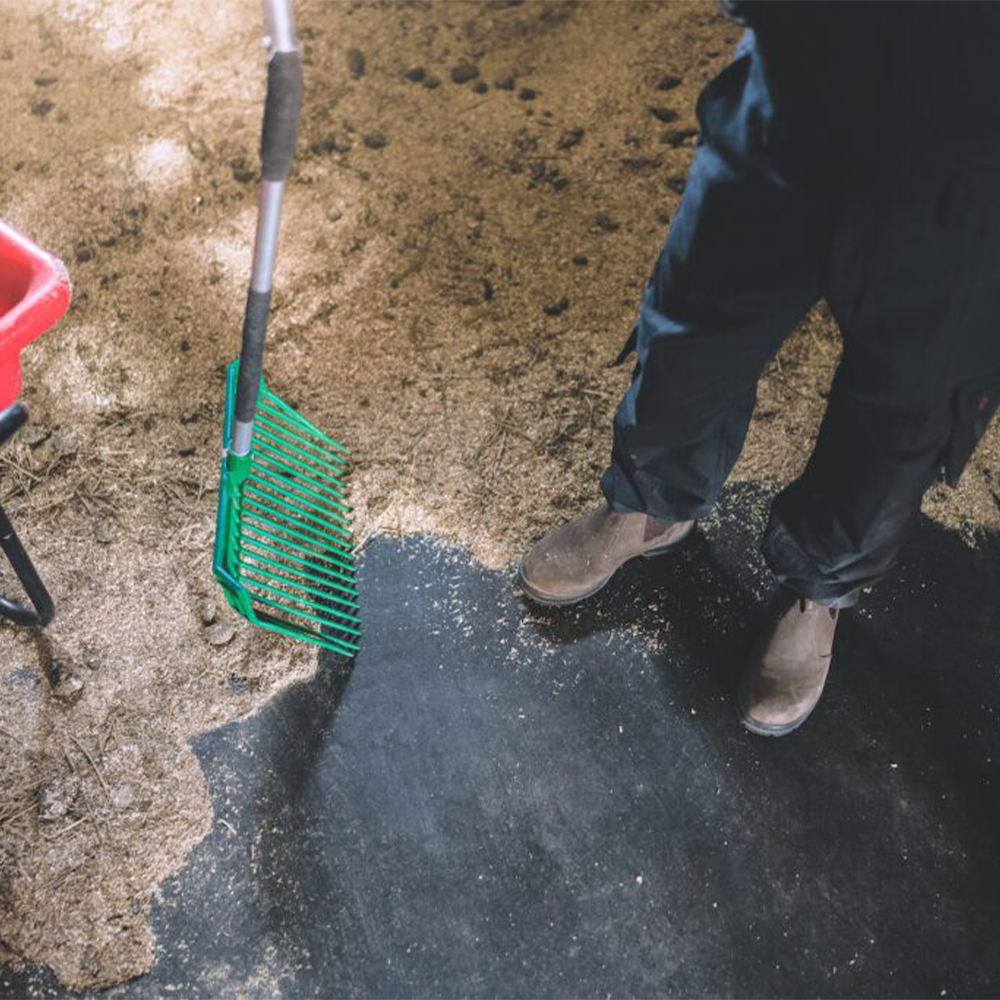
4, 483, 1000, 999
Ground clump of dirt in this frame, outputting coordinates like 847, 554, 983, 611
1, 0, 997, 992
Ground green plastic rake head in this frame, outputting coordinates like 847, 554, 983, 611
214, 362, 360, 656
213, 0, 359, 656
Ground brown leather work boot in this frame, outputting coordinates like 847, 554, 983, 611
517, 506, 695, 606
738, 588, 840, 736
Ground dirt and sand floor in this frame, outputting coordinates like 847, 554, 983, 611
1, 0, 999, 992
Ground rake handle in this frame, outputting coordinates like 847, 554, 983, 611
232, 0, 302, 456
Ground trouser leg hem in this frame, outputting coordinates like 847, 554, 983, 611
599, 457, 713, 524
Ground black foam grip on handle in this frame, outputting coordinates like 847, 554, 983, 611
234, 288, 272, 423
261, 51, 302, 181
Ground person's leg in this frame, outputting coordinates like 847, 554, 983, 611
763, 167, 1000, 608
742, 166, 1000, 735
520, 31, 831, 606
600, 140, 827, 521
520, 140, 828, 606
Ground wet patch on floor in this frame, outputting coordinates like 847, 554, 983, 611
4, 483, 1000, 999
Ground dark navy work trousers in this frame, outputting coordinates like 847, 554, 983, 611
601, 30, 1000, 608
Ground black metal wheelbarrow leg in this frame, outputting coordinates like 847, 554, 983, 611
0, 402, 54, 629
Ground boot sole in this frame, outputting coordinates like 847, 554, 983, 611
516, 523, 695, 608
736, 693, 816, 737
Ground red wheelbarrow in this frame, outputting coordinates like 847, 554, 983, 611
0, 219, 71, 628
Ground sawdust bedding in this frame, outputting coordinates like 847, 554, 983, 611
0, 0, 997, 992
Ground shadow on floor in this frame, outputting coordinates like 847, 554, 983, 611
4, 483, 1000, 998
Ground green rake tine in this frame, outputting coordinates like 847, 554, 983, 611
253, 610, 359, 656
259, 397, 350, 454
242, 558, 358, 606
277, 630, 357, 657
250, 592, 362, 638
242, 541, 359, 595
241, 535, 357, 585
245, 479, 353, 530
258, 424, 350, 474
240, 521, 357, 575
243, 512, 354, 569
253, 464, 353, 517
241, 534, 358, 584
252, 441, 349, 492
254, 426, 350, 478
241, 509, 355, 561
257, 621, 360, 658
242, 496, 354, 551
258, 403, 350, 460
254, 436, 349, 485
244, 482, 353, 538
257, 414, 351, 470
253, 446, 350, 499
241, 563, 360, 611
252, 449, 350, 503
249, 465, 353, 519
249, 455, 350, 517
274, 629, 358, 657
241, 531, 356, 584
243, 578, 360, 628
241, 571, 360, 622
242, 490, 352, 548
254, 419, 350, 471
